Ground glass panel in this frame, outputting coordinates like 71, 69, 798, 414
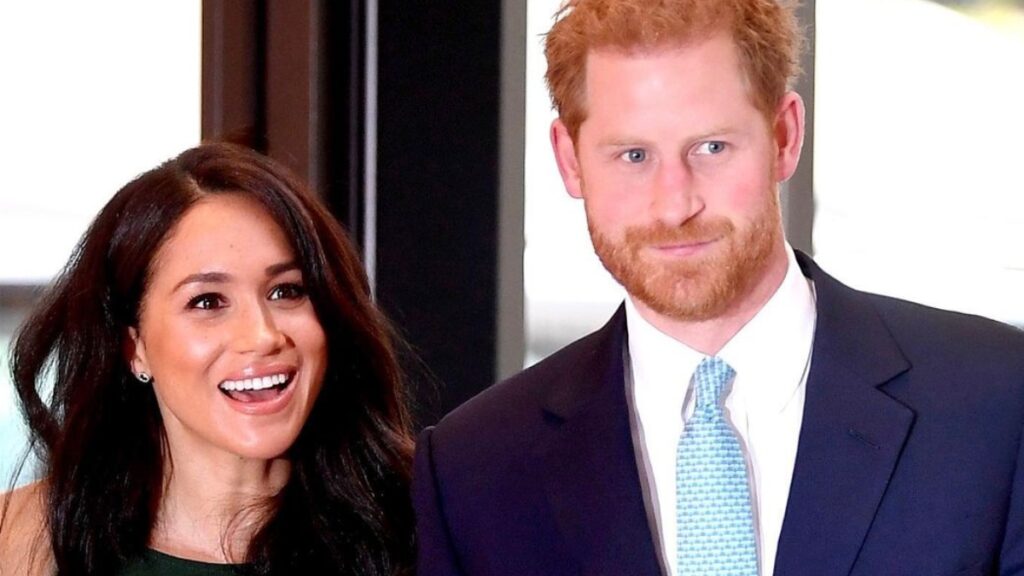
0, 1, 201, 486
815, 0, 1024, 327
523, 0, 625, 367
0, 292, 34, 486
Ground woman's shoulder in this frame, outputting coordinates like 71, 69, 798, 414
0, 481, 54, 575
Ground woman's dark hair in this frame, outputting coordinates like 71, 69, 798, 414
6, 143, 415, 574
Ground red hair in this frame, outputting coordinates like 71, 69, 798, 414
544, 0, 803, 139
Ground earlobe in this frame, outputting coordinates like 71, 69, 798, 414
774, 91, 806, 183
125, 326, 150, 377
550, 119, 584, 199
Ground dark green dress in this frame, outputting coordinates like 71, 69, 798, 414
118, 549, 243, 575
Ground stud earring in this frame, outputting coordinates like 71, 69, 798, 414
136, 372, 152, 383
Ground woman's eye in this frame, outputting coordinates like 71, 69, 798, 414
269, 283, 307, 301
187, 293, 225, 310
695, 141, 727, 155
621, 149, 647, 163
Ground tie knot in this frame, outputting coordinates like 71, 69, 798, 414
692, 356, 735, 413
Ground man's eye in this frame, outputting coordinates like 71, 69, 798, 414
269, 283, 306, 301
695, 141, 727, 155
621, 149, 647, 163
187, 293, 225, 310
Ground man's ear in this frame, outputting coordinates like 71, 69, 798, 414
551, 118, 584, 199
125, 326, 150, 378
773, 91, 806, 183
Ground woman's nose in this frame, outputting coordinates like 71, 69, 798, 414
234, 301, 287, 355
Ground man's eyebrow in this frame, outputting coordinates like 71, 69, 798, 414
596, 129, 736, 148
690, 128, 735, 140
172, 271, 230, 293
597, 137, 655, 148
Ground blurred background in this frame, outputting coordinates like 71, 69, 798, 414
2, 0, 1022, 486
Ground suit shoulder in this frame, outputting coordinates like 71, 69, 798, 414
428, 317, 618, 458
860, 291, 1024, 412
441, 325, 608, 427
865, 291, 1024, 360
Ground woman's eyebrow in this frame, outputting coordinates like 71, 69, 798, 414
172, 271, 230, 293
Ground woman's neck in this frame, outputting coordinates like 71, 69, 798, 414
149, 448, 291, 563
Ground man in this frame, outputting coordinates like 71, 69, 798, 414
413, 1, 1024, 574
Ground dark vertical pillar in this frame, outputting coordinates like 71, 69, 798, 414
204, 0, 506, 425
201, 0, 365, 228
264, 1, 325, 193
202, 0, 264, 149
323, 1, 367, 242
376, 1, 504, 424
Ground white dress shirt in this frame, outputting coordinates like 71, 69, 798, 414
626, 246, 817, 576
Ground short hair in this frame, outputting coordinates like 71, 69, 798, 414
544, 0, 804, 139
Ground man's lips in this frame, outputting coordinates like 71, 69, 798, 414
651, 237, 720, 256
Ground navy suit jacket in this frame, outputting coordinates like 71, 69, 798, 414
413, 254, 1024, 575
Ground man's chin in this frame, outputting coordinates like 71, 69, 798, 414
635, 282, 735, 323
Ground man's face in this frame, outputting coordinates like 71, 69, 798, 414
551, 33, 802, 322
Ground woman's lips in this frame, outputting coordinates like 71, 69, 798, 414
218, 370, 298, 415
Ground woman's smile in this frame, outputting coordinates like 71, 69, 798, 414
129, 193, 328, 461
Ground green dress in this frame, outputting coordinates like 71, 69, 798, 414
118, 549, 244, 575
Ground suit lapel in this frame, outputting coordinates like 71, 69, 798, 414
774, 254, 915, 576
534, 308, 664, 576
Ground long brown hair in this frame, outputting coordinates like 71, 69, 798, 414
7, 143, 415, 574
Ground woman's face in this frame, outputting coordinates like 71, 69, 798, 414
129, 193, 327, 462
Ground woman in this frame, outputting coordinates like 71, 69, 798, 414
0, 143, 415, 575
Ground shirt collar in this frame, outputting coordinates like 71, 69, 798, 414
626, 295, 704, 420
717, 246, 816, 413
626, 245, 817, 415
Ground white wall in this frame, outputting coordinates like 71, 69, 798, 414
0, 1, 201, 486
0, 1, 202, 284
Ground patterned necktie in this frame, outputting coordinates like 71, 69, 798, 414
675, 356, 758, 576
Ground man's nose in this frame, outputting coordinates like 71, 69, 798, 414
650, 159, 703, 225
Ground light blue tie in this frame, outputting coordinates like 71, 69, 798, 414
676, 357, 758, 576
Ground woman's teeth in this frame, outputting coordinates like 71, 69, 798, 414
219, 373, 290, 392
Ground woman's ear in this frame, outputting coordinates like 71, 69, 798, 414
125, 326, 150, 379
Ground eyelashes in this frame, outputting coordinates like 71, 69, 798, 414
694, 141, 727, 155
268, 283, 307, 301
616, 141, 729, 165
184, 283, 307, 312
621, 148, 647, 163
187, 293, 226, 311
